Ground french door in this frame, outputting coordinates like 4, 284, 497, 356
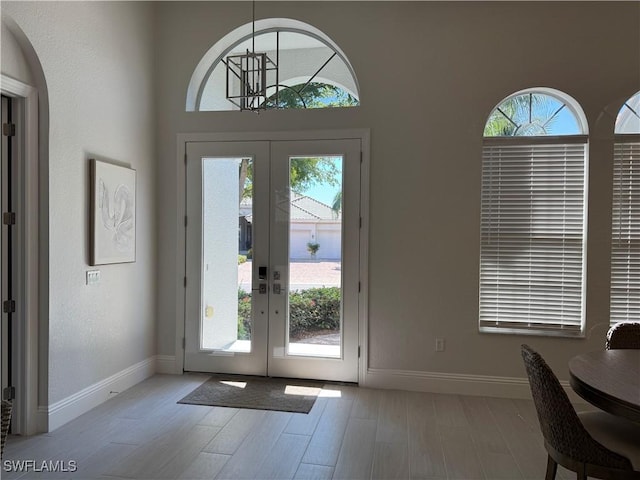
184, 138, 361, 382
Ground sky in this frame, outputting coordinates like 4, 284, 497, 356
296, 156, 342, 207
301, 183, 340, 206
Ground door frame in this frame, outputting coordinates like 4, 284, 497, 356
1, 74, 40, 435
175, 130, 370, 383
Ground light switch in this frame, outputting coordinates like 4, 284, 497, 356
86, 270, 101, 285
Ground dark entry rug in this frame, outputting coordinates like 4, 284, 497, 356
177, 375, 324, 414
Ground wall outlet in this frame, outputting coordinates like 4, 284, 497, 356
435, 337, 445, 352
86, 270, 101, 285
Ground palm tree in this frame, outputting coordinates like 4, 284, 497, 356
484, 93, 563, 137
331, 191, 342, 218
264, 82, 358, 109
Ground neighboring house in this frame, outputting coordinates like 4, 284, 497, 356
240, 192, 341, 260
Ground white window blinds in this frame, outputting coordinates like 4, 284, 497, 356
610, 138, 640, 325
479, 137, 588, 334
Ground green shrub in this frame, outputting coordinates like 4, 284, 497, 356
237, 289, 252, 340
289, 287, 341, 337
236, 287, 341, 340
238, 255, 247, 265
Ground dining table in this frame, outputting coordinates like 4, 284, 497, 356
569, 349, 640, 423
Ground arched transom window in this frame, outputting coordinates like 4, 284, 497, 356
611, 91, 640, 325
615, 91, 640, 135
186, 18, 360, 112
484, 90, 585, 137
479, 88, 589, 336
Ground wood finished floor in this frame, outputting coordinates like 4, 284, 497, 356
3, 373, 582, 480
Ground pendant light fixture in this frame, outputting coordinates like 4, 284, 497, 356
225, 1, 278, 111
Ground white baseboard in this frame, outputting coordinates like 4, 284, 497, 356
363, 368, 585, 403
156, 355, 177, 374
44, 357, 156, 432
38, 360, 587, 432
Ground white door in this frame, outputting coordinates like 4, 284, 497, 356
184, 138, 361, 382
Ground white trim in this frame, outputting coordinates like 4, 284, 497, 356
1, 74, 39, 435
176, 129, 370, 383
483, 135, 588, 146
0, 75, 34, 99
156, 355, 177, 374
358, 131, 370, 386
363, 368, 586, 404
43, 357, 156, 432
175, 138, 186, 376
177, 129, 371, 144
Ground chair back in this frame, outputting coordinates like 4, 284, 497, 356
520, 344, 632, 470
1, 400, 11, 459
606, 322, 640, 349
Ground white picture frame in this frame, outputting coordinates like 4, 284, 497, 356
90, 159, 136, 265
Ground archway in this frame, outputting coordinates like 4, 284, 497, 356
1, 14, 50, 435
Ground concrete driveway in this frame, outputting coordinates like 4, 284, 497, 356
238, 260, 341, 292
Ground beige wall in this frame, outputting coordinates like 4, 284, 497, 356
2, 1, 157, 406
155, 1, 639, 382
1, 1, 638, 416
1, 22, 34, 85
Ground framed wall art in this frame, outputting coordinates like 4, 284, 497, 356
90, 159, 137, 265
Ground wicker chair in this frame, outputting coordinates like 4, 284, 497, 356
521, 345, 640, 480
606, 322, 640, 350
1, 400, 11, 459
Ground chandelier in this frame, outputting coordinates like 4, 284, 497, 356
225, 1, 278, 111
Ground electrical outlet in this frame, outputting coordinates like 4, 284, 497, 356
86, 270, 101, 285
435, 337, 445, 352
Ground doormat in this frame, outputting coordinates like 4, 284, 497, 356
177, 375, 324, 414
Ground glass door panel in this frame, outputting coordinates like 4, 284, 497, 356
201, 157, 252, 353
287, 156, 343, 359
268, 139, 360, 382
184, 141, 269, 375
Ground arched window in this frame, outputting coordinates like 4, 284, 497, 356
479, 88, 589, 336
611, 91, 640, 324
615, 91, 640, 134
186, 19, 360, 112
483, 89, 585, 137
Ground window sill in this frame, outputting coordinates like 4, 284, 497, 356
479, 326, 585, 338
